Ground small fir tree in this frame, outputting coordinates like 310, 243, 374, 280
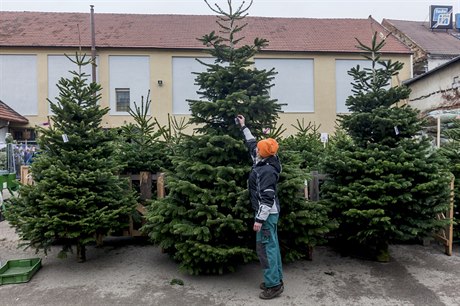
281, 119, 326, 172
6, 54, 137, 262
279, 120, 338, 260
321, 34, 451, 261
118, 92, 168, 174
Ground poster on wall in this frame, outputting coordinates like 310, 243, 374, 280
430, 5, 453, 29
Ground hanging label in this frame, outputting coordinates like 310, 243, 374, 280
320, 133, 329, 143
394, 126, 400, 135
62, 134, 69, 143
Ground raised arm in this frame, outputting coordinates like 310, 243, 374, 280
236, 115, 257, 161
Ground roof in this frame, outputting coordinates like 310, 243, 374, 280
0, 101, 29, 124
404, 55, 460, 85
0, 12, 411, 54
382, 19, 460, 56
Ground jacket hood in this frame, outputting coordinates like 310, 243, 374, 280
257, 155, 282, 174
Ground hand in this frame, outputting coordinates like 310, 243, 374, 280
236, 115, 245, 127
253, 222, 262, 232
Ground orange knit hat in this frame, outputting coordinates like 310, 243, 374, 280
257, 138, 279, 158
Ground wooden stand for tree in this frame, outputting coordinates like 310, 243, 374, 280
123, 171, 165, 237
433, 175, 455, 256
307, 171, 326, 201
20, 165, 33, 185
77, 242, 86, 263
305, 171, 327, 260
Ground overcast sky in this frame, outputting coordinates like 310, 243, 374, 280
1, 0, 459, 22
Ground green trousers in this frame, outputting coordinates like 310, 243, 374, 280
256, 213, 283, 288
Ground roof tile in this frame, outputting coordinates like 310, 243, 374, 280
0, 12, 411, 54
0, 101, 29, 124
383, 19, 460, 55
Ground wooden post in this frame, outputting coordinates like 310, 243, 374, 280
433, 174, 455, 256
446, 175, 454, 256
309, 171, 320, 201
20, 165, 32, 185
139, 171, 152, 201
437, 116, 441, 148
157, 172, 165, 199
304, 179, 309, 200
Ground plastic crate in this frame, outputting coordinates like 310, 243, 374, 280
0, 258, 41, 285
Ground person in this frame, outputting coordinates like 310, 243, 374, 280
24, 148, 33, 165
236, 114, 284, 300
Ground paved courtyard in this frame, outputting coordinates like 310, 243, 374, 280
1, 220, 460, 306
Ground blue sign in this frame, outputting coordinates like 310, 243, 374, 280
430, 5, 453, 29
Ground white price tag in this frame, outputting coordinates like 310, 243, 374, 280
320, 133, 329, 143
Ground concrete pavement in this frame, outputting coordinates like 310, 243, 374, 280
1, 220, 460, 306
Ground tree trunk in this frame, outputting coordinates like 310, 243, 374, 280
77, 242, 86, 263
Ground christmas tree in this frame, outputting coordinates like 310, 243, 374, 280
117, 92, 167, 174
279, 121, 338, 261
321, 34, 451, 261
142, 0, 285, 274
6, 54, 137, 262
117, 92, 189, 176
281, 119, 326, 172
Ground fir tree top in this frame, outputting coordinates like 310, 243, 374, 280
339, 32, 416, 147
188, 0, 282, 139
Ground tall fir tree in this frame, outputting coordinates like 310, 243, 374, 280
143, 0, 282, 275
321, 34, 451, 261
143, 0, 335, 274
6, 54, 136, 262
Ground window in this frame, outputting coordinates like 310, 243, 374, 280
335, 59, 390, 113
48, 55, 97, 114
115, 88, 130, 112
172, 57, 215, 115
254, 58, 314, 113
1, 55, 38, 115
10, 128, 36, 141
109, 56, 150, 115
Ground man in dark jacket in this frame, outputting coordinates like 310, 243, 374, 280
236, 115, 284, 300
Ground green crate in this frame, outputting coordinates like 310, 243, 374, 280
0, 258, 41, 285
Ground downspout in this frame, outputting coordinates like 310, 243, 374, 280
90, 5, 97, 84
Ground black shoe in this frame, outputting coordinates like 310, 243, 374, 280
259, 283, 283, 300
260, 280, 284, 290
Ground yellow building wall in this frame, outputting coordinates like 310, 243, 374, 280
0, 48, 411, 137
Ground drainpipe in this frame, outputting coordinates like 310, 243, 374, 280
90, 5, 97, 83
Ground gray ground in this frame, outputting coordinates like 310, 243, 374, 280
1, 220, 460, 306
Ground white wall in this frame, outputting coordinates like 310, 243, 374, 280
254, 58, 314, 113
0, 120, 7, 148
408, 61, 460, 113
0, 55, 38, 115
109, 55, 150, 115
428, 58, 452, 71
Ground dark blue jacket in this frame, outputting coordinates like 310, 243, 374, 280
243, 129, 281, 223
